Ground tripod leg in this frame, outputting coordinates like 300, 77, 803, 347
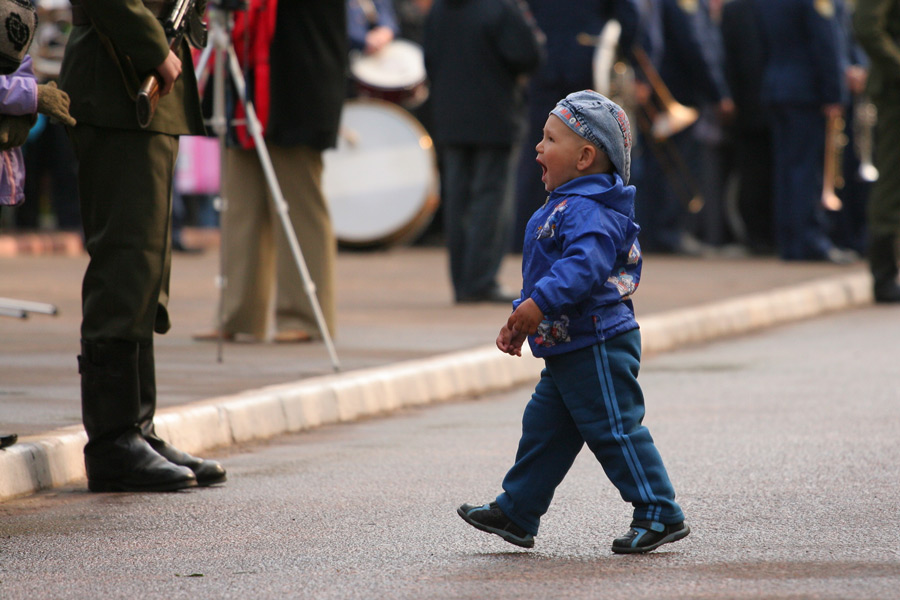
224, 44, 341, 371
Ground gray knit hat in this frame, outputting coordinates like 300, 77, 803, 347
550, 90, 632, 184
0, 0, 36, 75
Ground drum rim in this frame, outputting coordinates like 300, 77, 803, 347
328, 97, 440, 249
349, 38, 427, 91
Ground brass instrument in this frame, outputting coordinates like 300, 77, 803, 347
822, 113, 847, 212
630, 46, 700, 141
578, 32, 698, 141
854, 99, 879, 182
579, 22, 703, 213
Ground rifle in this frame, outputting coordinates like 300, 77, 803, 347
135, 0, 208, 128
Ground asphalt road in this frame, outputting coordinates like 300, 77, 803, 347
1, 305, 899, 599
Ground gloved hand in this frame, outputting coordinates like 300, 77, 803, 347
37, 81, 77, 127
0, 115, 35, 149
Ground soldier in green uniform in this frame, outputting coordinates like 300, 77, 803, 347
854, 0, 900, 302
59, 0, 227, 491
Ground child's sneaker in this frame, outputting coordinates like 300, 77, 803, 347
611, 520, 690, 554
457, 502, 534, 548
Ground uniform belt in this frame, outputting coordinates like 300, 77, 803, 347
70, 1, 174, 26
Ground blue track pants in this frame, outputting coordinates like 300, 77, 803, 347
495, 329, 684, 536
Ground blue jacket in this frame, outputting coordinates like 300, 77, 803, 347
516, 173, 641, 358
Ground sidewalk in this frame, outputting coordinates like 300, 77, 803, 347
0, 230, 873, 501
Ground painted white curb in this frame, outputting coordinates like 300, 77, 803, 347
0, 272, 873, 502
640, 271, 871, 355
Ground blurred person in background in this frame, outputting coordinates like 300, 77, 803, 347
194, 0, 347, 343
0, 0, 76, 447
828, 0, 871, 257
757, 0, 857, 264
721, 0, 773, 255
14, 0, 80, 233
686, 0, 736, 251
393, 0, 431, 45
630, 0, 732, 256
854, 0, 900, 301
424, 0, 543, 304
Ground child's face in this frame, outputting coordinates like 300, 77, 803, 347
535, 115, 589, 192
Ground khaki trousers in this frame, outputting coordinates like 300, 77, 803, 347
219, 145, 336, 339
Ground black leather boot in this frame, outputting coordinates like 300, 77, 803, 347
138, 340, 227, 486
79, 339, 197, 492
869, 234, 900, 303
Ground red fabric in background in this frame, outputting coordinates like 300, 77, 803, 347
231, 0, 277, 149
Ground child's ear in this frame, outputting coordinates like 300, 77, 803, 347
576, 144, 597, 171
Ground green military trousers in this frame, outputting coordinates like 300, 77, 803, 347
870, 98, 900, 237
71, 124, 179, 342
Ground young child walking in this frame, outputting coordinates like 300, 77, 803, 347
457, 90, 689, 554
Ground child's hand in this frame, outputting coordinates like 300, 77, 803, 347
507, 298, 543, 337
496, 324, 527, 356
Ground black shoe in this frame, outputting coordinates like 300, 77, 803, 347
457, 502, 534, 548
0, 434, 16, 449
611, 520, 690, 554
172, 237, 204, 254
822, 247, 860, 265
874, 281, 900, 303
146, 436, 227, 486
85, 431, 198, 493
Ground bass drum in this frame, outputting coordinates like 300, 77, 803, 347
323, 98, 439, 248
350, 39, 429, 109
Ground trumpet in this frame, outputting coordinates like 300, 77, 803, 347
822, 113, 847, 212
579, 21, 703, 213
854, 98, 879, 182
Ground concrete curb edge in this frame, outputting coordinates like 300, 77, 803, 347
0, 271, 873, 501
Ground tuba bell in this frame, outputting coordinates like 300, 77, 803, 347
580, 21, 703, 212
580, 24, 698, 141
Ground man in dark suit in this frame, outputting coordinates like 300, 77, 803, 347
631, 0, 732, 255
59, 0, 226, 492
757, 0, 856, 263
425, 0, 543, 303
721, 0, 773, 254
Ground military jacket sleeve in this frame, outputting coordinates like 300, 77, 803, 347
58, 0, 206, 135
854, 0, 900, 98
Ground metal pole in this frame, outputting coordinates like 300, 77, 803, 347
224, 44, 340, 371
194, 5, 340, 371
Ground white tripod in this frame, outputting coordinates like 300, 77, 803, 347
194, 1, 340, 371
0, 297, 57, 319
